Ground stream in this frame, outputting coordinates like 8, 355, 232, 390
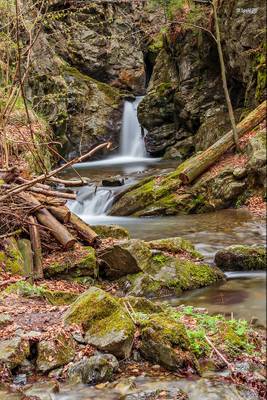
54, 97, 266, 399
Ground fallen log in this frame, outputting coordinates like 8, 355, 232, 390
26, 186, 76, 200
48, 205, 71, 224
69, 213, 99, 245
47, 176, 89, 187
36, 208, 76, 249
178, 101, 266, 184
28, 216, 43, 279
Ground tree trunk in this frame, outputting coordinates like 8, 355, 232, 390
18, 239, 34, 281
28, 216, 43, 279
36, 208, 76, 249
69, 213, 99, 246
213, 0, 240, 150
179, 100, 266, 184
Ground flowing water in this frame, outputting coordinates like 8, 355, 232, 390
66, 98, 266, 328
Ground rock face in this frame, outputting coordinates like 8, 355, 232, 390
215, 245, 266, 271
139, 0, 265, 159
68, 353, 119, 385
64, 287, 135, 358
36, 331, 76, 372
139, 314, 196, 371
26, 1, 152, 157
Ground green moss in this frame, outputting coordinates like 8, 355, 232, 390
0, 238, 24, 275
255, 44, 266, 101
149, 237, 204, 259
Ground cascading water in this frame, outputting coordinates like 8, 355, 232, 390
120, 96, 147, 158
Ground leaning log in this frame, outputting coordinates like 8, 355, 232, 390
36, 208, 76, 249
28, 216, 43, 279
48, 205, 71, 224
69, 213, 99, 245
18, 239, 34, 280
178, 101, 266, 184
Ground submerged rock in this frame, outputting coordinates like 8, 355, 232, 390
0, 336, 30, 369
215, 245, 266, 271
68, 353, 119, 384
139, 314, 196, 371
36, 331, 75, 372
64, 287, 135, 358
94, 225, 130, 240
98, 239, 151, 280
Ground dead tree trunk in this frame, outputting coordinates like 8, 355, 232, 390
28, 216, 43, 279
179, 100, 266, 184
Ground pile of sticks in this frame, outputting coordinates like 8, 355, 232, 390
0, 142, 111, 279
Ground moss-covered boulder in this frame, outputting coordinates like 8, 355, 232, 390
247, 130, 266, 187
36, 331, 75, 372
0, 237, 24, 275
215, 245, 266, 271
0, 337, 30, 369
148, 237, 203, 259
64, 287, 135, 358
93, 225, 130, 240
68, 353, 119, 385
120, 296, 164, 315
139, 314, 197, 371
98, 239, 152, 280
44, 247, 97, 279
120, 252, 224, 298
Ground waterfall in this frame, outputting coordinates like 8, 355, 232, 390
120, 96, 147, 158
68, 186, 115, 217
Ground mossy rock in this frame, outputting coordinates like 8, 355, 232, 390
215, 245, 266, 271
44, 247, 97, 279
0, 237, 24, 275
64, 287, 135, 358
36, 331, 75, 372
0, 337, 30, 369
139, 313, 197, 371
148, 237, 203, 259
119, 296, 164, 315
93, 224, 130, 240
120, 251, 224, 298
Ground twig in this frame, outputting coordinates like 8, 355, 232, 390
205, 335, 234, 372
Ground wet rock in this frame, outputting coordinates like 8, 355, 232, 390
163, 136, 194, 161
98, 239, 152, 280
0, 313, 12, 328
93, 225, 130, 240
68, 353, 119, 384
120, 296, 164, 314
139, 314, 196, 371
124, 388, 188, 400
44, 247, 97, 279
23, 382, 56, 400
102, 177, 125, 187
120, 252, 224, 298
64, 287, 135, 358
0, 336, 30, 369
148, 237, 203, 259
215, 245, 266, 271
36, 331, 75, 372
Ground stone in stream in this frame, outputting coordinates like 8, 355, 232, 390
139, 313, 197, 371
36, 331, 76, 372
64, 287, 135, 358
102, 176, 125, 187
119, 251, 224, 298
0, 336, 30, 369
98, 239, 152, 280
68, 353, 119, 384
215, 245, 266, 271
93, 224, 130, 240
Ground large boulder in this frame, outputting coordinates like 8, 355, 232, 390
215, 245, 266, 271
98, 239, 152, 280
64, 287, 135, 358
0, 337, 30, 369
119, 252, 224, 298
68, 353, 119, 385
139, 314, 197, 371
36, 331, 76, 372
